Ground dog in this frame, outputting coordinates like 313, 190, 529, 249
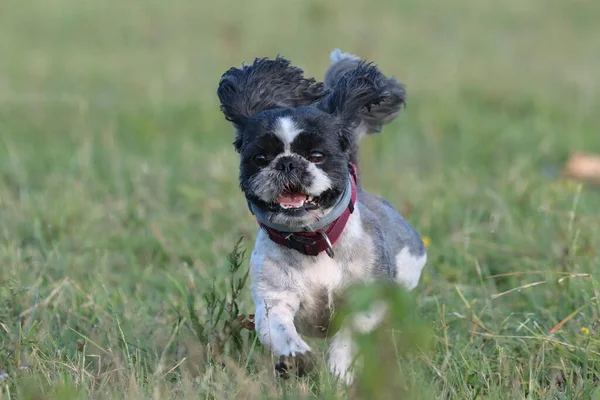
217, 49, 426, 384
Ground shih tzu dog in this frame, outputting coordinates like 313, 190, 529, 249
217, 49, 426, 384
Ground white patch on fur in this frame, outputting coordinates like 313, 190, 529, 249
328, 328, 355, 384
330, 48, 360, 64
250, 248, 312, 357
304, 256, 344, 290
302, 254, 344, 312
274, 117, 302, 152
306, 163, 332, 195
255, 300, 312, 357
394, 247, 427, 290
248, 171, 274, 202
328, 302, 387, 384
351, 302, 387, 332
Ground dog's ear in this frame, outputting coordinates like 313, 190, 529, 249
317, 61, 404, 150
217, 56, 325, 151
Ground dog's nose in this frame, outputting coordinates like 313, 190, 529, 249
275, 157, 299, 173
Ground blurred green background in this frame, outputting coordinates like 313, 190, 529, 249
1, 0, 599, 398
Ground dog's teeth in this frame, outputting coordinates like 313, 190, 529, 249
279, 199, 306, 209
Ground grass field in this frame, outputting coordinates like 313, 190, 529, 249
1, 0, 600, 398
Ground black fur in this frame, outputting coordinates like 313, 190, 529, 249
217, 56, 325, 151
318, 62, 388, 122
317, 61, 394, 153
324, 57, 406, 134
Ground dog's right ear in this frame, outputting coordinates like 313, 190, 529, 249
217, 56, 325, 151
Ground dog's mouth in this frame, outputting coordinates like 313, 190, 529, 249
272, 189, 319, 211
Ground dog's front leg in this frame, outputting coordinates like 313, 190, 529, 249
328, 302, 387, 385
254, 292, 315, 378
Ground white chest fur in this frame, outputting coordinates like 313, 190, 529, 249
298, 256, 344, 291
249, 208, 374, 336
250, 209, 371, 292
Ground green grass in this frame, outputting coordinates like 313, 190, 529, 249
1, 0, 600, 398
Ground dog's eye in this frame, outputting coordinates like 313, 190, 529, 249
253, 154, 268, 166
308, 151, 325, 164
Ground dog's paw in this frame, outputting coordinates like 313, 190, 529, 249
328, 333, 356, 385
275, 351, 316, 379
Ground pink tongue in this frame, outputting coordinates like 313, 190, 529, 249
276, 192, 307, 208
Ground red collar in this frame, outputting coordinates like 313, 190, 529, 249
256, 164, 358, 258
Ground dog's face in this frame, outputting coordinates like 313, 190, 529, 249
217, 56, 396, 227
238, 107, 350, 226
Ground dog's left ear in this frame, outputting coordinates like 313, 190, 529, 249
217, 56, 325, 151
317, 61, 403, 150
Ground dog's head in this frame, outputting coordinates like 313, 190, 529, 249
217, 56, 390, 227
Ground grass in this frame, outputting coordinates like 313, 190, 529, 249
1, 0, 600, 398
